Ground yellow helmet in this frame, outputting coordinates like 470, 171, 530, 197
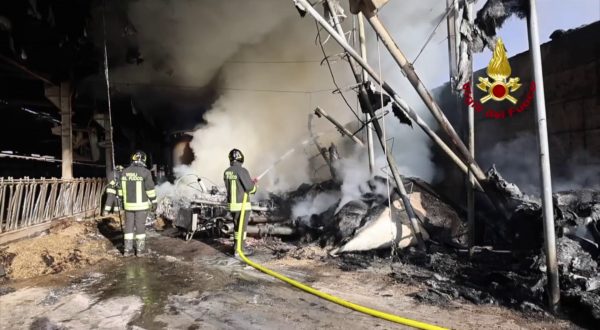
131, 150, 147, 166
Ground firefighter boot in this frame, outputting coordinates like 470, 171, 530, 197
233, 240, 254, 259
123, 239, 134, 257
136, 238, 147, 257
242, 241, 254, 256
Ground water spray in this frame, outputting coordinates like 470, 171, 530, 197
256, 137, 316, 181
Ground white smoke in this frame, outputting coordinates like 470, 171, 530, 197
187, 8, 358, 193
291, 146, 393, 220
156, 164, 210, 200
119, 0, 451, 201
156, 181, 175, 199
110, 0, 292, 87
186, 0, 450, 193
292, 191, 340, 220
337, 152, 371, 210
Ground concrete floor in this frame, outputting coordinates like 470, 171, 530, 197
0, 232, 577, 330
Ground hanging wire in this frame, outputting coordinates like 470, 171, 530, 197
314, 22, 363, 123
102, 1, 116, 172
412, 0, 457, 65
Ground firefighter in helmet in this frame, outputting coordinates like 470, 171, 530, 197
118, 150, 157, 257
223, 148, 257, 257
103, 165, 125, 216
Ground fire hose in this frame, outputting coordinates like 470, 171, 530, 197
235, 192, 448, 330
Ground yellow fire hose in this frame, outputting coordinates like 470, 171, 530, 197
235, 193, 448, 330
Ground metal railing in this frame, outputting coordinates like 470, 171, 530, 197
0, 177, 106, 233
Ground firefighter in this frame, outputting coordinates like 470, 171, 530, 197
118, 150, 157, 257
102, 165, 124, 216
223, 148, 257, 257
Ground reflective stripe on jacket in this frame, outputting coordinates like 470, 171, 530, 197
118, 164, 157, 211
224, 161, 256, 212
106, 179, 118, 194
105, 169, 123, 195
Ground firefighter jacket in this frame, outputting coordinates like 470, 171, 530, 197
117, 164, 157, 211
105, 169, 123, 195
223, 161, 256, 212
104, 170, 122, 211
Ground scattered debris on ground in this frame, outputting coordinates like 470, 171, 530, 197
2, 167, 598, 328
153, 166, 600, 328
0, 233, 576, 330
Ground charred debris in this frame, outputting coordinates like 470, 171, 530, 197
154, 0, 598, 327
157, 158, 600, 328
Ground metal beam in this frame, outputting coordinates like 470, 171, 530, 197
450, 0, 476, 246
315, 107, 364, 146
0, 54, 55, 86
527, 0, 559, 312
465, 1, 476, 247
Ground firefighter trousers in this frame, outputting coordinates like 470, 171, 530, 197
231, 210, 250, 239
104, 194, 120, 212
124, 210, 147, 239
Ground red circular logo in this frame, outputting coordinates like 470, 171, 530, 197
492, 84, 507, 98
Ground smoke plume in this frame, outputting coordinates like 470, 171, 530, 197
115, 0, 453, 197
187, 11, 360, 193
109, 0, 292, 87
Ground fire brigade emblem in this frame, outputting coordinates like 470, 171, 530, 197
477, 38, 521, 104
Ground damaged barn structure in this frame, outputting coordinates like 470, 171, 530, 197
1, 0, 598, 328
156, 1, 600, 327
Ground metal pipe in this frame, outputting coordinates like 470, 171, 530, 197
248, 216, 288, 224
294, 0, 483, 191
248, 225, 295, 236
222, 223, 295, 236
358, 12, 375, 174
466, 1, 476, 248
527, 0, 559, 311
315, 107, 364, 146
467, 88, 476, 246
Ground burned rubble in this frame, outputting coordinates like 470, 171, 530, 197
154, 158, 599, 328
